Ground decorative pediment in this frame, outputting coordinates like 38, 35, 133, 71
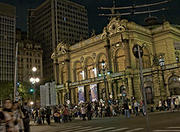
56, 42, 69, 55
51, 52, 55, 59
101, 18, 127, 39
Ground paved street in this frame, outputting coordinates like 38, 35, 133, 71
31, 111, 180, 132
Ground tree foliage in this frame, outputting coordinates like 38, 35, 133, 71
0, 81, 14, 101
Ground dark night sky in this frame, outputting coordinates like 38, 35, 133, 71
1, 0, 180, 34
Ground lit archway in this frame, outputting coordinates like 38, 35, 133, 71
74, 61, 83, 81
168, 75, 180, 96
84, 57, 95, 79
96, 53, 107, 74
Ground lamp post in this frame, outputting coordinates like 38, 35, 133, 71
99, 59, 109, 101
159, 55, 166, 99
29, 67, 40, 107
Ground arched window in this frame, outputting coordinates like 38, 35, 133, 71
145, 87, 153, 104
74, 62, 83, 81
168, 75, 180, 95
97, 54, 107, 74
115, 48, 125, 72
85, 57, 95, 79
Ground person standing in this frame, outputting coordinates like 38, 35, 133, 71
12, 102, 24, 132
134, 100, 139, 116
87, 103, 92, 120
3, 99, 15, 132
81, 105, 86, 121
175, 97, 180, 110
22, 102, 30, 132
63, 106, 69, 123
46, 107, 51, 125
41, 108, 45, 124
171, 98, 175, 112
123, 100, 130, 118
0, 110, 6, 132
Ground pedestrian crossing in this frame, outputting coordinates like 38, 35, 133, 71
31, 124, 180, 132
57, 125, 144, 132
153, 127, 180, 132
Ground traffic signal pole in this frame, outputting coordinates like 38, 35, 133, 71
137, 45, 150, 132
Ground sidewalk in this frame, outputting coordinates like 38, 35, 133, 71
30, 110, 179, 126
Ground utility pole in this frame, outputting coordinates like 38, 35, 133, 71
14, 42, 18, 102
133, 44, 150, 132
98, 0, 169, 17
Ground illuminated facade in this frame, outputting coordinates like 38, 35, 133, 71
17, 40, 43, 83
52, 18, 180, 105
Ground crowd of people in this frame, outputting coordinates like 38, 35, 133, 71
0, 99, 30, 132
0, 96, 179, 132
31, 96, 180, 125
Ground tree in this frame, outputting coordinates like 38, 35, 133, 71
0, 81, 14, 101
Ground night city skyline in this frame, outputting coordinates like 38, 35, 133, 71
1, 0, 180, 132
1, 0, 180, 34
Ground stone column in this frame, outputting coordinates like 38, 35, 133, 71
70, 88, 74, 104
107, 77, 112, 98
62, 91, 65, 104
60, 91, 63, 104
56, 90, 60, 105
113, 81, 117, 99
75, 88, 78, 104
127, 76, 133, 98
133, 74, 142, 101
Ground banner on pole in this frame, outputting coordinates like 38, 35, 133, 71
90, 84, 98, 102
78, 86, 85, 103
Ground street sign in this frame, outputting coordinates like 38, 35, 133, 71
15, 97, 19, 101
132, 44, 143, 58
15, 91, 19, 96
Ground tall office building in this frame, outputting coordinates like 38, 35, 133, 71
28, 0, 89, 81
0, 3, 16, 81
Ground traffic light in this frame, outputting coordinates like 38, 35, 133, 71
29, 88, 34, 93
16, 82, 20, 87
132, 44, 143, 59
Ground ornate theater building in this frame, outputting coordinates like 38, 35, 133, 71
52, 18, 180, 105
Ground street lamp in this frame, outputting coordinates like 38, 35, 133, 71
30, 101, 34, 105
32, 67, 37, 72
29, 67, 40, 107
100, 59, 109, 101
29, 77, 40, 84
158, 55, 166, 98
